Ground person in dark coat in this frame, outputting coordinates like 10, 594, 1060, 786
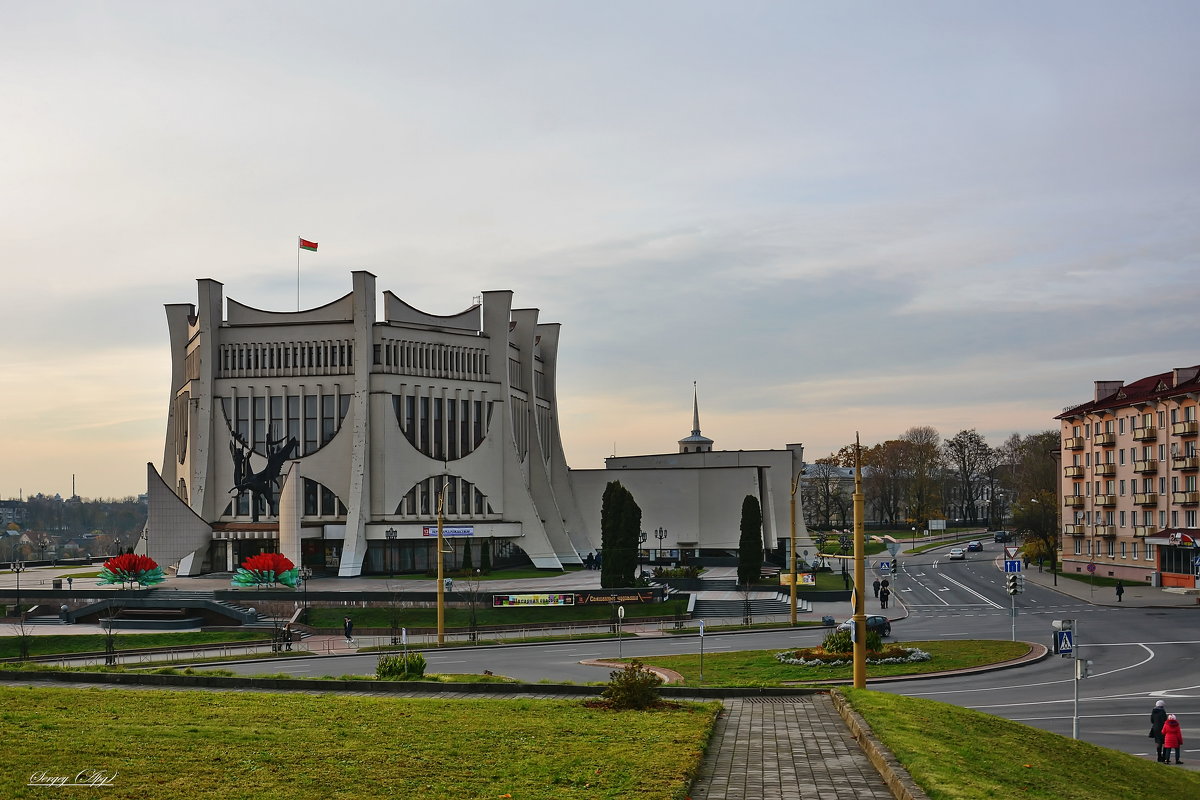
879, 586, 891, 609
343, 616, 354, 643
1115, 581, 1125, 602
1162, 714, 1184, 764
1151, 700, 1168, 762
872, 579, 881, 598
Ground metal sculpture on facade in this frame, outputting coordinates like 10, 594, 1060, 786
229, 432, 299, 522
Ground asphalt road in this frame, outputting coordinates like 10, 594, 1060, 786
213, 544, 1200, 763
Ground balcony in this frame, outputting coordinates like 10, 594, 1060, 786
1133, 493, 1159, 506
1095, 463, 1117, 476
1095, 526, 1118, 537
1064, 525, 1086, 536
1064, 496, 1085, 508
1094, 432, 1117, 446
1173, 491, 1200, 505
1133, 460, 1159, 474
1133, 526, 1153, 538
1172, 420, 1199, 437
1063, 436, 1085, 450
1064, 465, 1086, 478
1132, 426, 1158, 442
1095, 494, 1117, 506
1173, 456, 1200, 471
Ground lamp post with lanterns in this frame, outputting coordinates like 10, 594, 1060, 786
654, 526, 668, 562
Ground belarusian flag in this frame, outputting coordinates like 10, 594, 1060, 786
298, 238, 318, 252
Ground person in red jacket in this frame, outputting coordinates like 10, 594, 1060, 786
1162, 714, 1184, 764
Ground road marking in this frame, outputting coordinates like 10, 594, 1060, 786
937, 570, 1004, 609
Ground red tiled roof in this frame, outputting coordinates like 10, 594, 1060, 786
1056, 365, 1200, 419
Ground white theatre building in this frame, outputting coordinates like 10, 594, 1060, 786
141, 273, 811, 576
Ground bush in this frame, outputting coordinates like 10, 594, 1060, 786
820, 628, 882, 654
601, 660, 663, 710
376, 652, 427, 680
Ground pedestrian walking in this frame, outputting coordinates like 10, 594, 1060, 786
343, 616, 354, 643
1115, 581, 1125, 602
67, 577, 73, 590
872, 579, 881, 598
879, 586, 891, 609
1150, 700, 1168, 762
584, 552, 595, 570
1162, 714, 1184, 764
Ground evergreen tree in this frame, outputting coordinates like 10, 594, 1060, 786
600, 481, 641, 588
461, 537, 473, 571
479, 537, 492, 573
737, 495, 764, 585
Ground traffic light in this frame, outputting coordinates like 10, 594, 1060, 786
1016, 574, 1025, 593
1076, 659, 1094, 679
1006, 574, 1019, 594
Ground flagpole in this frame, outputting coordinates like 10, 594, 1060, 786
296, 237, 301, 311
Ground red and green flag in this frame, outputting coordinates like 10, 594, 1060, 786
298, 237, 318, 252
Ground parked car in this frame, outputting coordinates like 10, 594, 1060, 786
948, 548, 966, 560
993, 531, 1012, 543
836, 615, 892, 637
966, 540, 984, 552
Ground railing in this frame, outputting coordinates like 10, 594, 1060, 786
1172, 421, 1199, 436
1173, 456, 1200, 471
1095, 463, 1117, 476
1132, 526, 1153, 538
1095, 526, 1117, 537
1133, 493, 1159, 506
1132, 426, 1158, 441
1064, 525, 1086, 536
1172, 491, 1200, 505
1095, 494, 1117, 506
1133, 460, 1158, 474
1064, 466, 1085, 478
1063, 437, 1085, 450
1094, 433, 1117, 446
1064, 496, 1085, 508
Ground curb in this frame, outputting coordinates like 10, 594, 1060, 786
830, 689, 931, 800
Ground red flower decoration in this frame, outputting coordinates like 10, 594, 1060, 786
104, 553, 160, 575
240, 552, 296, 574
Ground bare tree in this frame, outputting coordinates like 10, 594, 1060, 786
943, 429, 996, 524
900, 426, 943, 529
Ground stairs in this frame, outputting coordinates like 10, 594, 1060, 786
691, 595, 811, 619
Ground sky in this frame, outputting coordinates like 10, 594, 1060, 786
4, 1, 1200, 500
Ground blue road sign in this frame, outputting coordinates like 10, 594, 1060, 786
878, 560, 892, 571
1004, 560, 1023, 573
1056, 630, 1074, 655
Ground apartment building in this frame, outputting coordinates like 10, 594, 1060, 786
1056, 366, 1200, 589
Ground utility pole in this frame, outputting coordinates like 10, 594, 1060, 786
852, 434, 867, 689
789, 473, 800, 625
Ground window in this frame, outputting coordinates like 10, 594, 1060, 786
1119, 510, 1126, 527
1132, 541, 1140, 560
1160, 510, 1167, 528
1106, 538, 1115, 557
1121, 541, 1126, 558
1119, 418, 1126, 434
1187, 510, 1198, 528
1119, 480, 1125, 496
1074, 538, 1082, 555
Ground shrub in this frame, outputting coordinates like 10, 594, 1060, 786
376, 652, 427, 680
820, 628, 883, 654
601, 660, 663, 710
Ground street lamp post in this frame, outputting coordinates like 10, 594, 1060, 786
638, 530, 647, 579
385, 528, 398, 579
435, 481, 453, 646
13, 561, 26, 617
654, 526, 668, 563
298, 566, 312, 623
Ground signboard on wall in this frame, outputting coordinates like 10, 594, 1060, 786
493, 593, 575, 607
421, 526, 474, 537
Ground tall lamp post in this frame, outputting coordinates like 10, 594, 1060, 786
385, 528, 398, 579
638, 530, 647, 578
435, 481, 453, 646
298, 566, 312, 623
654, 526, 668, 562
789, 474, 801, 625
13, 560, 26, 617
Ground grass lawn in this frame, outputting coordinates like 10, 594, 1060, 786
843, 689, 1200, 800
633, 640, 1030, 686
0, 631, 270, 659
310, 598, 687, 629
1, 686, 719, 800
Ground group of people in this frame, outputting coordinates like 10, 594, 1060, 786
583, 552, 602, 570
870, 578, 892, 609
1150, 700, 1184, 764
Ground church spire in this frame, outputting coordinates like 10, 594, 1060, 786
678, 380, 714, 453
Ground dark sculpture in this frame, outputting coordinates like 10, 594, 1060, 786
230, 432, 299, 522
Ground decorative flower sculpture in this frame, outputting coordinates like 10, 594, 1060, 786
232, 552, 299, 588
97, 553, 166, 588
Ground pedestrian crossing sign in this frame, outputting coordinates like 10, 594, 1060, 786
1055, 630, 1074, 655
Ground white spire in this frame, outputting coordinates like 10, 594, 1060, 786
692, 380, 701, 436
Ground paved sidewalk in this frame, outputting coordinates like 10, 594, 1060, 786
1009, 560, 1198, 608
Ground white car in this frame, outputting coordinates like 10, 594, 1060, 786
948, 548, 966, 560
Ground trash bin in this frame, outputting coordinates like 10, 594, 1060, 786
52, 579, 62, 590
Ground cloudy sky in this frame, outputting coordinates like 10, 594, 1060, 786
4, 1, 1199, 500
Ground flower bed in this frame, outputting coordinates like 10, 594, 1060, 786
775, 645, 932, 668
